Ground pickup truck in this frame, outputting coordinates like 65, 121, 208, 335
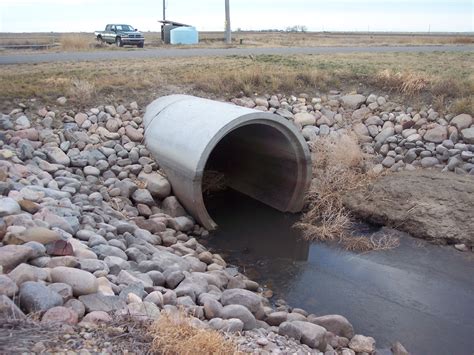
95, 24, 144, 48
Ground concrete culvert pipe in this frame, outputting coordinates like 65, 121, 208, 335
143, 95, 312, 230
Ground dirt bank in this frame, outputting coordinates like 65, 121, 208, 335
343, 170, 474, 246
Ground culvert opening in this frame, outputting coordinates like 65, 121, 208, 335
202, 123, 300, 219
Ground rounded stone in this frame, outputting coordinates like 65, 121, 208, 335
41, 306, 78, 325
50, 267, 99, 296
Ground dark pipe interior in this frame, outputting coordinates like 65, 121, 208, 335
203, 124, 298, 211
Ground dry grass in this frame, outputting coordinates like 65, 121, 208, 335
60, 34, 92, 51
375, 69, 430, 95
67, 79, 95, 105
149, 311, 236, 355
0, 52, 473, 114
342, 234, 400, 252
295, 132, 370, 241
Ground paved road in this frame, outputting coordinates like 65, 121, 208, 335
1, 45, 473, 65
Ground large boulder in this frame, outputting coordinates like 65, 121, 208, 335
349, 334, 376, 353
16, 227, 61, 245
220, 304, 256, 330
0, 245, 35, 272
19, 281, 63, 313
461, 127, 474, 144
308, 314, 354, 338
341, 94, 366, 109
423, 125, 447, 143
0, 275, 18, 297
50, 267, 98, 296
279, 321, 327, 350
138, 172, 171, 199
221, 288, 265, 318
161, 196, 186, 217
450, 114, 472, 131
0, 295, 26, 319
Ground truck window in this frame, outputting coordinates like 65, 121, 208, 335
106, 25, 111, 31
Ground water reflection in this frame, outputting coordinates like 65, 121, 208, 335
205, 189, 474, 355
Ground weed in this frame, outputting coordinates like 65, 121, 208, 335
60, 34, 91, 51
149, 311, 236, 355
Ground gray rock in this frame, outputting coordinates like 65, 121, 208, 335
221, 288, 264, 318
461, 127, 474, 144
451, 114, 472, 131
44, 147, 70, 166
8, 263, 50, 285
126, 301, 160, 320
19, 281, 63, 313
381, 156, 395, 168
302, 125, 319, 141
294, 112, 316, 126
420, 157, 439, 168
309, 314, 354, 338
132, 189, 155, 206
279, 321, 327, 350
0, 245, 34, 273
265, 311, 288, 326
152, 250, 192, 272
341, 94, 366, 109
93, 244, 128, 260
220, 304, 256, 330
0, 295, 26, 319
147, 270, 165, 286
50, 267, 99, 296
424, 125, 448, 143
138, 172, 171, 199
0, 275, 18, 297
375, 127, 395, 146
162, 196, 186, 217
349, 334, 376, 353
47, 283, 73, 303
78, 293, 127, 312
0, 197, 21, 217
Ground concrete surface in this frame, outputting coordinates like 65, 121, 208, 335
1, 45, 473, 65
143, 95, 311, 229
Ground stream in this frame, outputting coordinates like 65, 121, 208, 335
204, 189, 474, 355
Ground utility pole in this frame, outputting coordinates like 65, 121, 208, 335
225, 0, 231, 44
163, 0, 166, 21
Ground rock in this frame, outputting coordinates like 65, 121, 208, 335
169, 216, 194, 232
265, 311, 288, 326
420, 157, 439, 168
46, 240, 74, 256
0, 197, 21, 217
454, 244, 469, 252
220, 304, 256, 330
80, 310, 112, 325
144, 291, 164, 307
79, 259, 110, 274
8, 263, 50, 285
0, 275, 18, 297
64, 298, 86, 318
44, 147, 70, 166
341, 94, 366, 109
0, 295, 26, 319
48, 283, 73, 302
132, 189, 155, 206
162, 196, 186, 217
126, 301, 160, 320
41, 306, 78, 325
0, 245, 34, 272
349, 334, 376, 353
78, 293, 127, 312
50, 267, 98, 296
451, 114, 472, 130
93, 244, 128, 260
295, 321, 327, 350
138, 172, 171, 199
391, 341, 409, 355
352, 122, 369, 138
309, 314, 354, 338
19, 281, 63, 313
294, 112, 316, 126
84, 166, 101, 176
424, 125, 448, 143
375, 127, 395, 146
461, 127, 474, 144
221, 288, 264, 318
382, 156, 395, 168
125, 125, 143, 142
344, 170, 474, 245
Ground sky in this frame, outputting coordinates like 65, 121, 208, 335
0, 0, 473, 33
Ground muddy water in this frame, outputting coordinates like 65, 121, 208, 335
205, 189, 474, 355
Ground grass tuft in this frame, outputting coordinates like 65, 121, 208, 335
60, 34, 92, 51
296, 132, 370, 241
149, 311, 236, 355
67, 79, 95, 105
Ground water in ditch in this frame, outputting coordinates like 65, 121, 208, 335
204, 189, 474, 355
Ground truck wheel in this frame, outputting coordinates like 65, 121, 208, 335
137, 42, 144, 48
115, 37, 123, 47
96, 35, 103, 43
